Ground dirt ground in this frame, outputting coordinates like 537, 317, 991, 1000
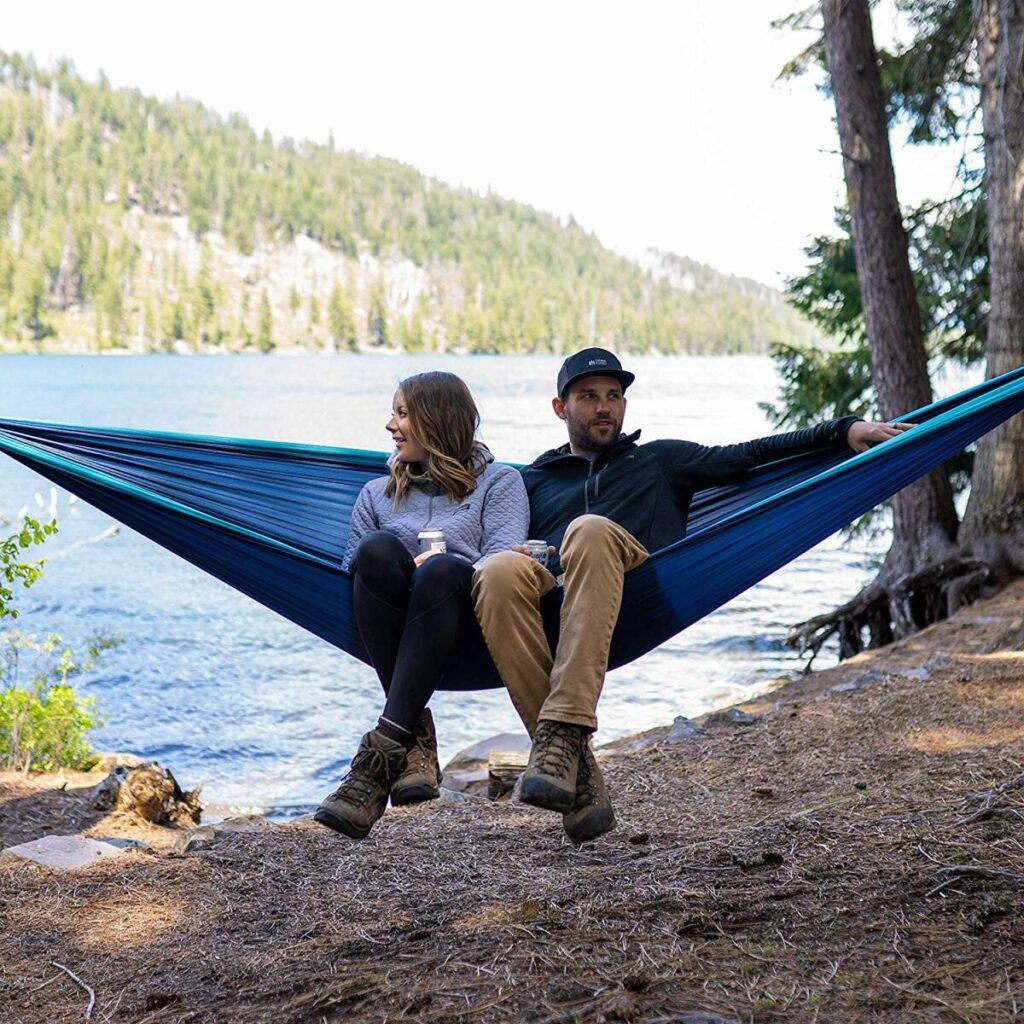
2, 583, 1024, 1024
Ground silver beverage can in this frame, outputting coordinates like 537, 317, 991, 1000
525, 539, 549, 566
418, 529, 447, 555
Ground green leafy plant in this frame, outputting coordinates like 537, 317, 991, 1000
0, 518, 118, 771
0, 629, 119, 773
0, 516, 57, 619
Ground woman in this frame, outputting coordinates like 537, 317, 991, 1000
315, 371, 528, 839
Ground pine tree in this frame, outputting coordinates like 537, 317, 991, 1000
192, 247, 216, 341
13, 263, 49, 340
327, 284, 356, 352
367, 290, 388, 348
257, 288, 274, 353
142, 296, 156, 342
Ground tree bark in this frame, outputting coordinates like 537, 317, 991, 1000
783, 0, 966, 658
822, 0, 959, 583
960, 0, 1024, 577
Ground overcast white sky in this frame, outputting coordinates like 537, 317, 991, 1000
4, 1, 969, 288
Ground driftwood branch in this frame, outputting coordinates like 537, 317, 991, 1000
49, 962, 95, 1019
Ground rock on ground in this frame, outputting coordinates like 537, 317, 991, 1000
441, 731, 531, 795
0, 834, 145, 870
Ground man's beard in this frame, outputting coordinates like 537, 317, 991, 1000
565, 410, 623, 453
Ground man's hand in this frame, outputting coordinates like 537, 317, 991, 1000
847, 420, 914, 453
413, 549, 440, 567
511, 544, 557, 559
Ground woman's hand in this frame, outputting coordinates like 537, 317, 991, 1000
414, 549, 441, 567
847, 420, 914, 453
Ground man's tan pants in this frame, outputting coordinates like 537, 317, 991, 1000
472, 515, 648, 735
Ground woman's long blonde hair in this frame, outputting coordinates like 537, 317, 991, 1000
384, 371, 485, 507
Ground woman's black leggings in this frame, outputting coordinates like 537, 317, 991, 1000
351, 531, 475, 732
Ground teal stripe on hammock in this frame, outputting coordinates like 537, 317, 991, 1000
0, 427, 344, 571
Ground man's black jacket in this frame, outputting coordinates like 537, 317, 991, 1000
522, 418, 860, 574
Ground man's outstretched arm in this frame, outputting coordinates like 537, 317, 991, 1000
659, 416, 913, 488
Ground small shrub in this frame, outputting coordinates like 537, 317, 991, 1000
1, 518, 119, 771
0, 630, 117, 771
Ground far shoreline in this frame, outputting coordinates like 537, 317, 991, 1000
0, 345, 779, 359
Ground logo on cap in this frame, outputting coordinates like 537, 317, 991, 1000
588, 359, 607, 366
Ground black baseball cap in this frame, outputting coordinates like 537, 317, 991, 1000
556, 348, 635, 398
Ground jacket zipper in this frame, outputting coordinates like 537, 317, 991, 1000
584, 460, 594, 513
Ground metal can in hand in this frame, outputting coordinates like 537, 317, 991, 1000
418, 529, 447, 555
525, 539, 549, 566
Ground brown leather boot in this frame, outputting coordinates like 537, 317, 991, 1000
314, 729, 406, 839
390, 709, 442, 806
562, 743, 616, 845
518, 720, 589, 813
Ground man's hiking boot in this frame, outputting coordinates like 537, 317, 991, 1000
518, 719, 589, 813
562, 743, 616, 844
314, 729, 406, 839
390, 708, 443, 806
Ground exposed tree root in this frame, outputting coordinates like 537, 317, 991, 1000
788, 557, 991, 664
957, 771, 1024, 826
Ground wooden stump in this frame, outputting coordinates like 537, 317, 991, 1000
488, 750, 530, 800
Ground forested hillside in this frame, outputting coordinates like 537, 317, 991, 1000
0, 53, 819, 355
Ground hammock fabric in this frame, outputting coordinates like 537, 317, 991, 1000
2, 367, 1024, 690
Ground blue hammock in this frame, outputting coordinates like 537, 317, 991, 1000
2, 366, 1024, 690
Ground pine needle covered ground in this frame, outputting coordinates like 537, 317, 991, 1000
2, 584, 1024, 1023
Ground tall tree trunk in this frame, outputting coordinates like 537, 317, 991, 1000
822, 1, 958, 563
791, 0, 963, 661
960, 0, 1024, 576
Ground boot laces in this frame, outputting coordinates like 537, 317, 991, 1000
404, 734, 433, 775
576, 750, 599, 804
534, 723, 582, 779
332, 747, 391, 808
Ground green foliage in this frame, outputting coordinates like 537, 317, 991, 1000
0, 630, 117, 771
908, 186, 987, 364
327, 284, 357, 352
766, 185, 987, 429
0, 516, 116, 771
760, 342, 875, 429
257, 289, 274, 353
882, 0, 976, 145
1, 517, 57, 620
366, 286, 388, 348
0, 50, 820, 356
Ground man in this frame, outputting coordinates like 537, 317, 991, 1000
472, 347, 908, 845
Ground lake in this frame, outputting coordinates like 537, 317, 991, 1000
0, 354, 885, 816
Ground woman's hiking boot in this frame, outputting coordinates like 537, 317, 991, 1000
519, 720, 589, 813
314, 729, 407, 839
562, 743, 615, 845
390, 708, 443, 806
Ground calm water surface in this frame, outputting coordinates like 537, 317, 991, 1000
0, 354, 886, 815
